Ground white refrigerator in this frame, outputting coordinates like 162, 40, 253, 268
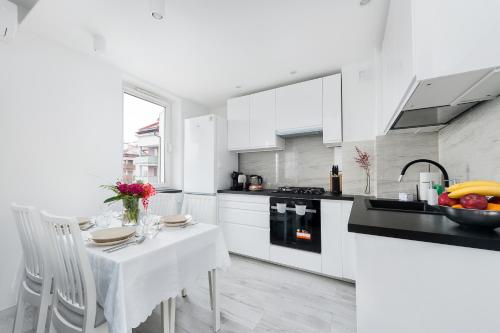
183, 114, 237, 224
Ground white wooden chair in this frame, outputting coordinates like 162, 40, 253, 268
11, 203, 52, 333
145, 193, 182, 216
40, 211, 108, 333
180, 194, 217, 310
181, 194, 217, 225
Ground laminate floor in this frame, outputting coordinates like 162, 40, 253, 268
0, 254, 356, 333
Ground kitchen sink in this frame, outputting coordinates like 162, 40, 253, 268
366, 198, 442, 215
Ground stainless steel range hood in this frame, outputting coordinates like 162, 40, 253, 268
391, 68, 500, 130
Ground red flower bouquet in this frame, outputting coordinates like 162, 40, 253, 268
102, 181, 156, 225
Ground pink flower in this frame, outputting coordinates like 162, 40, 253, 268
117, 183, 129, 194
128, 183, 145, 196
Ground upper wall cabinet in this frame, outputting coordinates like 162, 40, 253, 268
381, 0, 500, 133
227, 96, 250, 151
250, 90, 284, 150
227, 91, 284, 152
322, 74, 342, 145
342, 61, 377, 142
276, 78, 323, 135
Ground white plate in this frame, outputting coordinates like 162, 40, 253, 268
163, 218, 194, 228
161, 214, 190, 224
87, 234, 134, 247
90, 227, 136, 243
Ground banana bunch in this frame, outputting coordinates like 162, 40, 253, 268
447, 180, 500, 199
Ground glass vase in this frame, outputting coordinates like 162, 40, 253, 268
122, 196, 140, 226
364, 171, 371, 195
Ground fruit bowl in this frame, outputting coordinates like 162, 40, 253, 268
439, 205, 500, 229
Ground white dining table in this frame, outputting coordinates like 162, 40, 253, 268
83, 222, 230, 333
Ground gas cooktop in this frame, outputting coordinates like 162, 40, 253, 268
273, 186, 326, 195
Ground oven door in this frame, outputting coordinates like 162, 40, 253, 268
270, 198, 321, 253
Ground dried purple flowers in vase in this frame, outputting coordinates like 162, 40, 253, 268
354, 146, 372, 194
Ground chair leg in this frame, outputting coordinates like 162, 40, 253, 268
161, 297, 176, 333
169, 298, 176, 333
13, 283, 26, 333
211, 269, 220, 333
35, 284, 52, 333
208, 271, 214, 311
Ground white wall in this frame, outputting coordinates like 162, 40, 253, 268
0, 32, 123, 310
210, 106, 227, 119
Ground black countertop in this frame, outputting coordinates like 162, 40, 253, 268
217, 189, 355, 201
348, 196, 500, 252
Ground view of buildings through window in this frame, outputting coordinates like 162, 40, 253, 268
122, 93, 165, 184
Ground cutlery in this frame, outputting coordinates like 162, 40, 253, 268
80, 223, 96, 231
180, 221, 199, 228
104, 235, 145, 253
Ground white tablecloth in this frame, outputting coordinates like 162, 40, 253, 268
84, 223, 231, 333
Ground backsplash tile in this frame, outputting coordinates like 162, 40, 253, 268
439, 97, 500, 182
239, 135, 335, 189
376, 132, 439, 199
341, 141, 377, 196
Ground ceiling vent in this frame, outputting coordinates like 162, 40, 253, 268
0, 0, 18, 41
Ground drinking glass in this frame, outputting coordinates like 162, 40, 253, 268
140, 213, 161, 239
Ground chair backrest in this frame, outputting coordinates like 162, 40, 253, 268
11, 203, 48, 289
181, 194, 217, 224
145, 193, 182, 216
40, 211, 97, 333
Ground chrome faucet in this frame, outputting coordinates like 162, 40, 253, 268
398, 159, 450, 188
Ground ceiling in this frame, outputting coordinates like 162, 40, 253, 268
21, 0, 389, 108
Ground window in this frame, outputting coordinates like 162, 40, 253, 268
122, 91, 168, 185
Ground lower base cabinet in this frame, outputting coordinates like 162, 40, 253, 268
218, 194, 354, 281
269, 245, 322, 273
222, 223, 269, 260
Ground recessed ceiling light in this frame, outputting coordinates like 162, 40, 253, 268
360, 0, 370, 5
290, 70, 297, 75
235, 85, 242, 89
151, 0, 165, 20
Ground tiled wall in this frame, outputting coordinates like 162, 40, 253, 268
341, 140, 377, 196
439, 97, 500, 182
239, 135, 335, 189
238, 133, 441, 197
376, 133, 440, 199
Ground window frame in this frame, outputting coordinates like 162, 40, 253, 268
122, 85, 172, 187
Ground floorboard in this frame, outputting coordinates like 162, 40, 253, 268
0, 254, 356, 333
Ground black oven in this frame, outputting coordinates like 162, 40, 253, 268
269, 197, 321, 253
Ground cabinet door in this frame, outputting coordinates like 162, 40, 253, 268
250, 90, 278, 148
322, 74, 342, 145
341, 201, 355, 280
342, 61, 376, 142
222, 222, 270, 260
381, 0, 415, 132
227, 96, 250, 150
276, 78, 323, 134
320, 200, 343, 278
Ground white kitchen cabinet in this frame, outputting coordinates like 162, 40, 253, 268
322, 74, 342, 145
340, 201, 355, 280
218, 194, 270, 260
269, 245, 322, 273
227, 92, 283, 152
227, 96, 250, 150
249, 90, 284, 150
223, 223, 270, 260
380, 0, 500, 133
275, 78, 323, 135
320, 199, 354, 280
320, 200, 343, 277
